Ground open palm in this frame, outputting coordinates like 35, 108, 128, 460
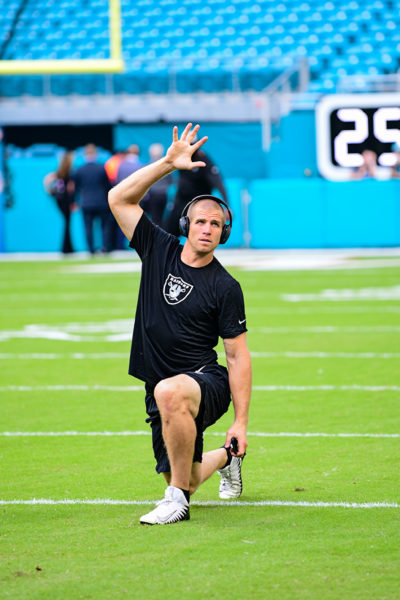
166, 123, 208, 171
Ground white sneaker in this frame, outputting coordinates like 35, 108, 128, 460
217, 456, 244, 499
140, 486, 190, 525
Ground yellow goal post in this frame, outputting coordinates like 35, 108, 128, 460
0, 0, 124, 75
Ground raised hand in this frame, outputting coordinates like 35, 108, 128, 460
165, 123, 208, 171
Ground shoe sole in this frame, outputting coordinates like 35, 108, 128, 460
140, 511, 190, 525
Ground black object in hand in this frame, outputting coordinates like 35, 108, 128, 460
230, 437, 239, 454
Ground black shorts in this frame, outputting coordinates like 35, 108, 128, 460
144, 363, 231, 474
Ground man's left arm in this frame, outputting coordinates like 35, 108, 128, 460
223, 332, 252, 457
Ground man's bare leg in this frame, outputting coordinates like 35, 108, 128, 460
154, 374, 201, 491
189, 448, 228, 495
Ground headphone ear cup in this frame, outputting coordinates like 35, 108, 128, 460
219, 224, 231, 244
179, 216, 190, 237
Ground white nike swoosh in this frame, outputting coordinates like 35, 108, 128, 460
239, 319, 246, 325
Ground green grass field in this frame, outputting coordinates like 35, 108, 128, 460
1, 255, 399, 599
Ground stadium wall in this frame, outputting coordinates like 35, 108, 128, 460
266, 111, 318, 179
114, 122, 267, 180
1, 118, 399, 252
2, 162, 400, 252
249, 179, 400, 248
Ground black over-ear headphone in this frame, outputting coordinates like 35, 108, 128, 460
179, 195, 233, 245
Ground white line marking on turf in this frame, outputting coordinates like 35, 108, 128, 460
0, 320, 134, 342
0, 353, 128, 360
1, 321, 399, 343
283, 285, 400, 302
1, 351, 400, 360
1, 385, 399, 392
0, 499, 398, 508
250, 352, 400, 359
246, 307, 400, 314
0, 385, 144, 391
259, 326, 400, 333
254, 385, 400, 391
1, 431, 398, 438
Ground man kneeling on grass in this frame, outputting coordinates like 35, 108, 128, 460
108, 123, 252, 525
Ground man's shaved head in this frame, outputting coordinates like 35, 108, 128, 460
187, 198, 226, 225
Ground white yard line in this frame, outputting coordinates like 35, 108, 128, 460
1, 431, 398, 438
255, 385, 400, 391
250, 352, 400, 359
1, 322, 399, 343
1, 384, 400, 392
0, 498, 398, 508
246, 307, 400, 314
0, 385, 144, 391
259, 326, 400, 333
0, 353, 129, 360
1, 351, 399, 360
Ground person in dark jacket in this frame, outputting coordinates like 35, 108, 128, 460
73, 144, 112, 253
163, 145, 228, 237
141, 143, 173, 226
43, 151, 76, 254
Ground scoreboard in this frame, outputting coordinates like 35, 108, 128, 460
316, 93, 400, 180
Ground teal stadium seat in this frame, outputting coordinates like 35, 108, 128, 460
0, 0, 399, 97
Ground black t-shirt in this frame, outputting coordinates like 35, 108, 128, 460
129, 213, 247, 385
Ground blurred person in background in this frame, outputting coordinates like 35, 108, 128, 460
43, 151, 76, 254
73, 144, 112, 254
2, 147, 15, 210
390, 142, 400, 179
351, 149, 378, 180
163, 143, 228, 237
140, 143, 172, 226
112, 144, 145, 249
117, 144, 143, 183
105, 150, 126, 186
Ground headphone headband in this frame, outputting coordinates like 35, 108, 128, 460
179, 195, 232, 244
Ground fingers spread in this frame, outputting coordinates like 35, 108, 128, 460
191, 136, 208, 153
180, 122, 193, 141
172, 125, 178, 142
187, 123, 201, 144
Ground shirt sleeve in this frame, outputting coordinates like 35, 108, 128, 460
129, 212, 156, 260
218, 279, 247, 339
129, 212, 178, 261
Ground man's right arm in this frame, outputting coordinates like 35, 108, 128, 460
108, 156, 174, 241
108, 123, 208, 241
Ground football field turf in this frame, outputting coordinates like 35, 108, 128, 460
0, 255, 399, 599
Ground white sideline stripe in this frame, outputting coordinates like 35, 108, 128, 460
0, 353, 128, 360
1, 431, 398, 438
1, 351, 400, 360
0, 498, 398, 509
1, 385, 399, 392
259, 326, 400, 333
251, 352, 400, 359
1, 324, 399, 344
0, 385, 144, 391
255, 385, 400, 391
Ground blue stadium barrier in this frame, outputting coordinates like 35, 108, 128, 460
0, 135, 4, 252
114, 122, 266, 180
220, 178, 245, 248
248, 179, 400, 248
3, 155, 87, 252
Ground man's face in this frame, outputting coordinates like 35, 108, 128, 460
187, 200, 225, 254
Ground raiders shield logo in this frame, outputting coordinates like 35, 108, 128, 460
163, 273, 193, 305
